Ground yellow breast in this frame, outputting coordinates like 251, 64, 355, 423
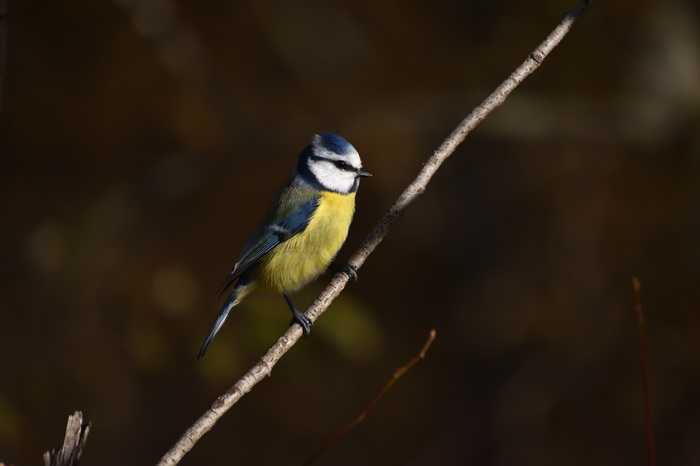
258, 191, 356, 292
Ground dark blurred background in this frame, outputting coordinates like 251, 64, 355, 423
2, 0, 700, 464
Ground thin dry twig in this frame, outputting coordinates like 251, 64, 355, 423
158, 1, 597, 464
304, 329, 436, 465
0, 0, 8, 119
632, 277, 655, 466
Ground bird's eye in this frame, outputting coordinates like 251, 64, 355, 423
335, 161, 348, 169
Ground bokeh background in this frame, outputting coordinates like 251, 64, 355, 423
2, 0, 700, 464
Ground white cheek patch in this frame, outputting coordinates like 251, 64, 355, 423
306, 133, 366, 194
309, 161, 357, 194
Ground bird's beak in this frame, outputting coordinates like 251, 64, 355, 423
357, 168, 372, 177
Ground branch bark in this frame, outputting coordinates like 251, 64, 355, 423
43, 411, 91, 466
158, 1, 597, 464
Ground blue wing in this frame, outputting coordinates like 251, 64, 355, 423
217, 195, 320, 295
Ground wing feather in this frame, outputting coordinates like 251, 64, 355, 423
217, 194, 320, 295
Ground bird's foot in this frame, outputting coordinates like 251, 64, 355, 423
330, 262, 358, 282
290, 308, 313, 336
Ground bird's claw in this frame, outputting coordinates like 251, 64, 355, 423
330, 262, 358, 282
290, 308, 313, 336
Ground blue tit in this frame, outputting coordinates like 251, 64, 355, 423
198, 132, 371, 358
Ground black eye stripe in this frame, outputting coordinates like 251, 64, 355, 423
309, 155, 355, 172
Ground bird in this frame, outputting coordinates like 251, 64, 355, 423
198, 132, 371, 358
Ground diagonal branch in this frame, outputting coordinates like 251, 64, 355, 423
158, 1, 597, 464
304, 329, 437, 465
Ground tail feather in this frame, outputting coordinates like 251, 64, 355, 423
197, 292, 238, 359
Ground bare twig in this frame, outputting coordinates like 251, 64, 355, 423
158, 1, 597, 464
632, 277, 655, 466
304, 329, 436, 465
0, 0, 8, 120
43, 411, 91, 466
